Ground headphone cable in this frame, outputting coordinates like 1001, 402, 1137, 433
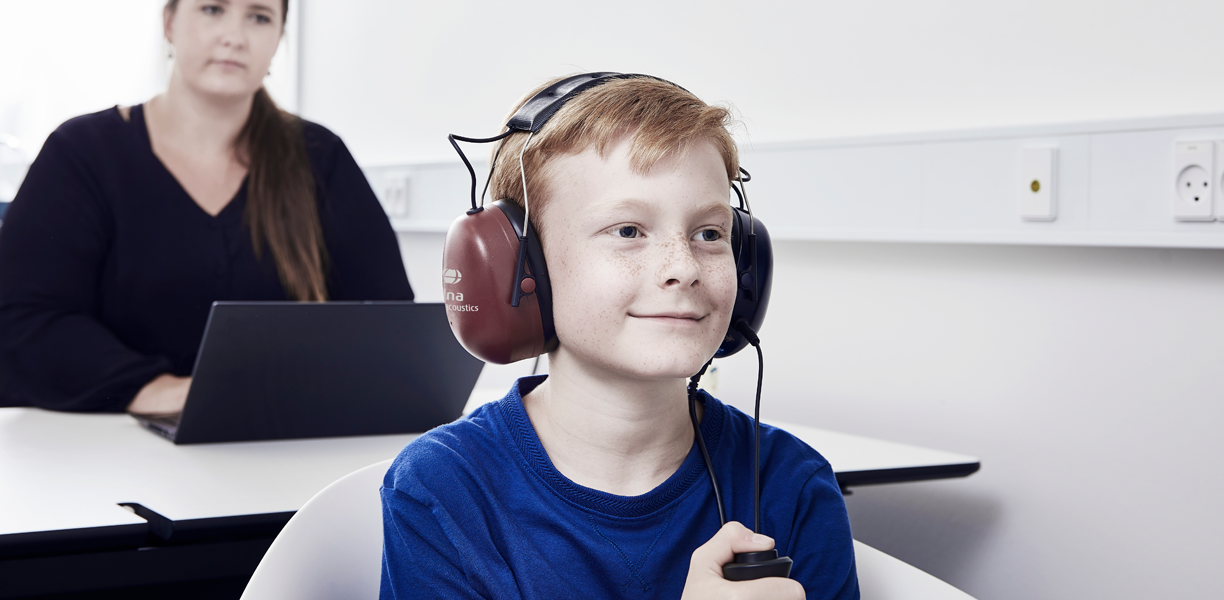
448, 130, 515, 212
688, 360, 726, 527
731, 319, 764, 534
690, 320, 765, 533
750, 337, 764, 533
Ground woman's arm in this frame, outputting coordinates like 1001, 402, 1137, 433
310, 129, 413, 302
0, 127, 173, 412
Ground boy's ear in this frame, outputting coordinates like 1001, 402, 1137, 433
442, 200, 557, 364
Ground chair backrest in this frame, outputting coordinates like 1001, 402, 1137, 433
855, 540, 976, 600
240, 458, 393, 600
242, 459, 974, 600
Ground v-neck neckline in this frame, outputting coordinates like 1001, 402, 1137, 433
130, 103, 247, 224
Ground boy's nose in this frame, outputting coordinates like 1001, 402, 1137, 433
657, 235, 701, 288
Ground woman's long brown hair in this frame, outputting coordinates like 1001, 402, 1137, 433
166, 0, 328, 301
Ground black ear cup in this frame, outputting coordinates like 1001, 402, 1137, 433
716, 207, 773, 358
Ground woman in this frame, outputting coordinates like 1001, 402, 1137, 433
0, 0, 412, 414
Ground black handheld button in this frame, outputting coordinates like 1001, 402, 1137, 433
722, 550, 794, 581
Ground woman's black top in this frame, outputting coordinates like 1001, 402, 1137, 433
0, 105, 413, 412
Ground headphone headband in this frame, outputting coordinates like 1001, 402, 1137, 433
506, 73, 684, 133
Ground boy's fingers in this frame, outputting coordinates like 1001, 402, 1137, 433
732, 576, 807, 600
691, 522, 776, 570
683, 522, 800, 600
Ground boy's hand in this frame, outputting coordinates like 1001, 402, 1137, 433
681, 522, 805, 600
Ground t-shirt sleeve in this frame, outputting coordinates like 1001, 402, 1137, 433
787, 464, 860, 600
314, 134, 414, 302
380, 486, 488, 600
0, 128, 171, 412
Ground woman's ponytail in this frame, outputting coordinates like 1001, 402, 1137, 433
238, 87, 328, 302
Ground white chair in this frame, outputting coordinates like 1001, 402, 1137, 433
855, 540, 977, 600
242, 459, 975, 600
240, 458, 392, 600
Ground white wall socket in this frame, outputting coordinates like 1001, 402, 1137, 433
381, 173, 410, 218
1020, 147, 1057, 221
1218, 140, 1224, 219
1172, 141, 1214, 221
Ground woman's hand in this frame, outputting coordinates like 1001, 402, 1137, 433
681, 521, 805, 600
127, 374, 192, 415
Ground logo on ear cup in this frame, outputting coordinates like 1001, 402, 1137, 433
442, 267, 477, 311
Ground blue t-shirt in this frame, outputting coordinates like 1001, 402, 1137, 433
380, 376, 858, 599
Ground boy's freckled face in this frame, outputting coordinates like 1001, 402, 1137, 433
539, 136, 736, 380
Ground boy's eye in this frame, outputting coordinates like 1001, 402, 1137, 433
696, 229, 722, 242
251, 13, 273, 24
202, 5, 222, 16
614, 225, 639, 239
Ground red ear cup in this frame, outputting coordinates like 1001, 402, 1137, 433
442, 203, 555, 364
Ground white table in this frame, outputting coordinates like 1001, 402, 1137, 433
0, 408, 414, 545
0, 400, 977, 598
769, 420, 980, 488
0, 408, 417, 598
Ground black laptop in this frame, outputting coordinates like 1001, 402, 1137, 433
134, 302, 483, 444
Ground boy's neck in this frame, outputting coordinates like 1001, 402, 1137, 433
522, 353, 700, 497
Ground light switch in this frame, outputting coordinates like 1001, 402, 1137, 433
1020, 147, 1057, 221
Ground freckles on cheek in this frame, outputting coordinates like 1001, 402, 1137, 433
552, 247, 641, 345
712, 263, 735, 291
709, 262, 738, 313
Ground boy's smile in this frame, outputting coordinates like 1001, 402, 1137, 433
539, 135, 737, 381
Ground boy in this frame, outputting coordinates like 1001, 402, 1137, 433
380, 75, 858, 599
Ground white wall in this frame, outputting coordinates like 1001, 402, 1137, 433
300, 0, 1224, 164
0, 0, 299, 159
751, 241, 1224, 599
302, 2, 1224, 598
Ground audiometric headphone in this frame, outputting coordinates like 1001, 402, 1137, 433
442, 72, 773, 365
444, 72, 791, 581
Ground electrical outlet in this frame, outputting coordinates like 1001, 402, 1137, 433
1172, 141, 1214, 221
1020, 147, 1057, 221
381, 174, 410, 218
1218, 140, 1224, 220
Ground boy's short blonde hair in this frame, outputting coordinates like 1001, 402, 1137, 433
489, 75, 740, 234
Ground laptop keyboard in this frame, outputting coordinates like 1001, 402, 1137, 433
138, 412, 182, 428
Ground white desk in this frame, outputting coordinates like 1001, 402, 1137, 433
769, 420, 980, 488
0, 408, 418, 598
0, 404, 977, 547
0, 400, 977, 598
0, 409, 414, 547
